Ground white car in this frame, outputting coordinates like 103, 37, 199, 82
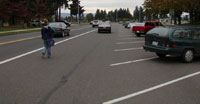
98, 22, 111, 33
92, 20, 102, 27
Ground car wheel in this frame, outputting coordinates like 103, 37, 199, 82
98, 30, 100, 33
182, 49, 194, 63
156, 53, 166, 58
136, 33, 141, 37
109, 30, 111, 33
62, 32, 65, 37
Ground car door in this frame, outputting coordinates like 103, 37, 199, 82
192, 29, 200, 54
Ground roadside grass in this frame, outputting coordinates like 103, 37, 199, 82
0, 29, 40, 37
0, 26, 40, 31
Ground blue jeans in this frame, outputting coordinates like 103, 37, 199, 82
42, 39, 51, 57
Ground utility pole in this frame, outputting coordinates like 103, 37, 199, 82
78, 0, 80, 24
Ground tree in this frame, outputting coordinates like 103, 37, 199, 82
86, 13, 94, 22
69, 0, 85, 22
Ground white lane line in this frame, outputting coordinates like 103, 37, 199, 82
114, 47, 143, 52
119, 38, 144, 40
0, 29, 96, 65
103, 71, 200, 104
118, 35, 133, 37
116, 41, 144, 45
110, 57, 157, 67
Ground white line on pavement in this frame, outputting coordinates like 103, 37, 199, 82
116, 41, 144, 45
114, 47, 143, 52
119, 38, 144, 40
0, 29, 96, 65
110, 57, 157, 67
103, 71, 200, 104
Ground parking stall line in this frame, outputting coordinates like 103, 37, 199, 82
103, 71, 200, 104
119, 38, 144, 40
110, 57, 157, 67
114, 47, 142, 52
0, 29, 96, 65
116, 41, 144, 45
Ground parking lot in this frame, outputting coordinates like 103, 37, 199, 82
0, 23, 200, 104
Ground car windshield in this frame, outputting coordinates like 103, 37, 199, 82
49, 23, 62, 27
147, 27, 169, 37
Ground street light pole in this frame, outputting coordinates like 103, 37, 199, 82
78, 0, 80, 24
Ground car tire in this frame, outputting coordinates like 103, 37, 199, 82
156, 53, 166, 58
136, 33, 141, 37
182, 49, 194, 63
98, 30, 100, 33
62, 32, 65, 37
109, 30, 111, 33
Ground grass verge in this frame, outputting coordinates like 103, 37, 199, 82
0, 29, 40, 37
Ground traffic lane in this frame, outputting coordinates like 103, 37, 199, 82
0, 24, 91, 43
45, 26, 122, 104
103, 55, 200, 104
0, 26, 93, 62
118, 72, 200, 104
0, 29, 99, 104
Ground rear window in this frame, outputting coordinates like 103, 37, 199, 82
49, 23, 62, 27
147, 27, 169, 37
145, 22, 155, 26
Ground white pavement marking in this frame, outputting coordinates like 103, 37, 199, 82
119, 38, 144, 40
103, 71, 200, 104
118, 35, 133, 37
116, 41, 144, 45
114, 47, 143, 52
0, 29, 96, 65
110, 57, 157, 67
0, 28, 41, 34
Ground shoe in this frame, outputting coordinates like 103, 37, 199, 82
42, 53, 45, 58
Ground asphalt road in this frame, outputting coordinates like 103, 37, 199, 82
0, 24, 200, 104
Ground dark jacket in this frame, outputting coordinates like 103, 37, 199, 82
41, 25, 54, 40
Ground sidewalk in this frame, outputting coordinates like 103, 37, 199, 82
0, 28, 41, 34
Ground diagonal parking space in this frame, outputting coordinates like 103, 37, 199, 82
104, 24, 200, 104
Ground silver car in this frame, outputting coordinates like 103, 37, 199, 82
98, 22, 111, 33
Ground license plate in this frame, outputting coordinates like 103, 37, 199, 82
152, 41, 158, 46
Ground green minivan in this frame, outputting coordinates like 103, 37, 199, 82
143, 26, 200, 63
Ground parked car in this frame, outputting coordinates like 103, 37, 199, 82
31, 20, 43, 26
92, 20, 102, 27
132, 21, 163, 37
128, 22, 137, 29
48, 22, 70, 37
124, 21, 130, 28
143, 26, 200, 63
98, 22, 111, 33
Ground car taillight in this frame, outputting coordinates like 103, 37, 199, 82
172, 44, 177, 48
57, 27, 62, 30
166, 40, 170, 47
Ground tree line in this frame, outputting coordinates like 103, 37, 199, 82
86, 8, 133, 22
0, 0, 85, 26
144, 0, 200, 24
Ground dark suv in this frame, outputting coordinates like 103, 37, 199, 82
143, 26, 200, 63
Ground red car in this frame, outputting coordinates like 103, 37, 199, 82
132, 21, 163, 37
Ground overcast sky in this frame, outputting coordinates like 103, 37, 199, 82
62, 0, 144, 14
